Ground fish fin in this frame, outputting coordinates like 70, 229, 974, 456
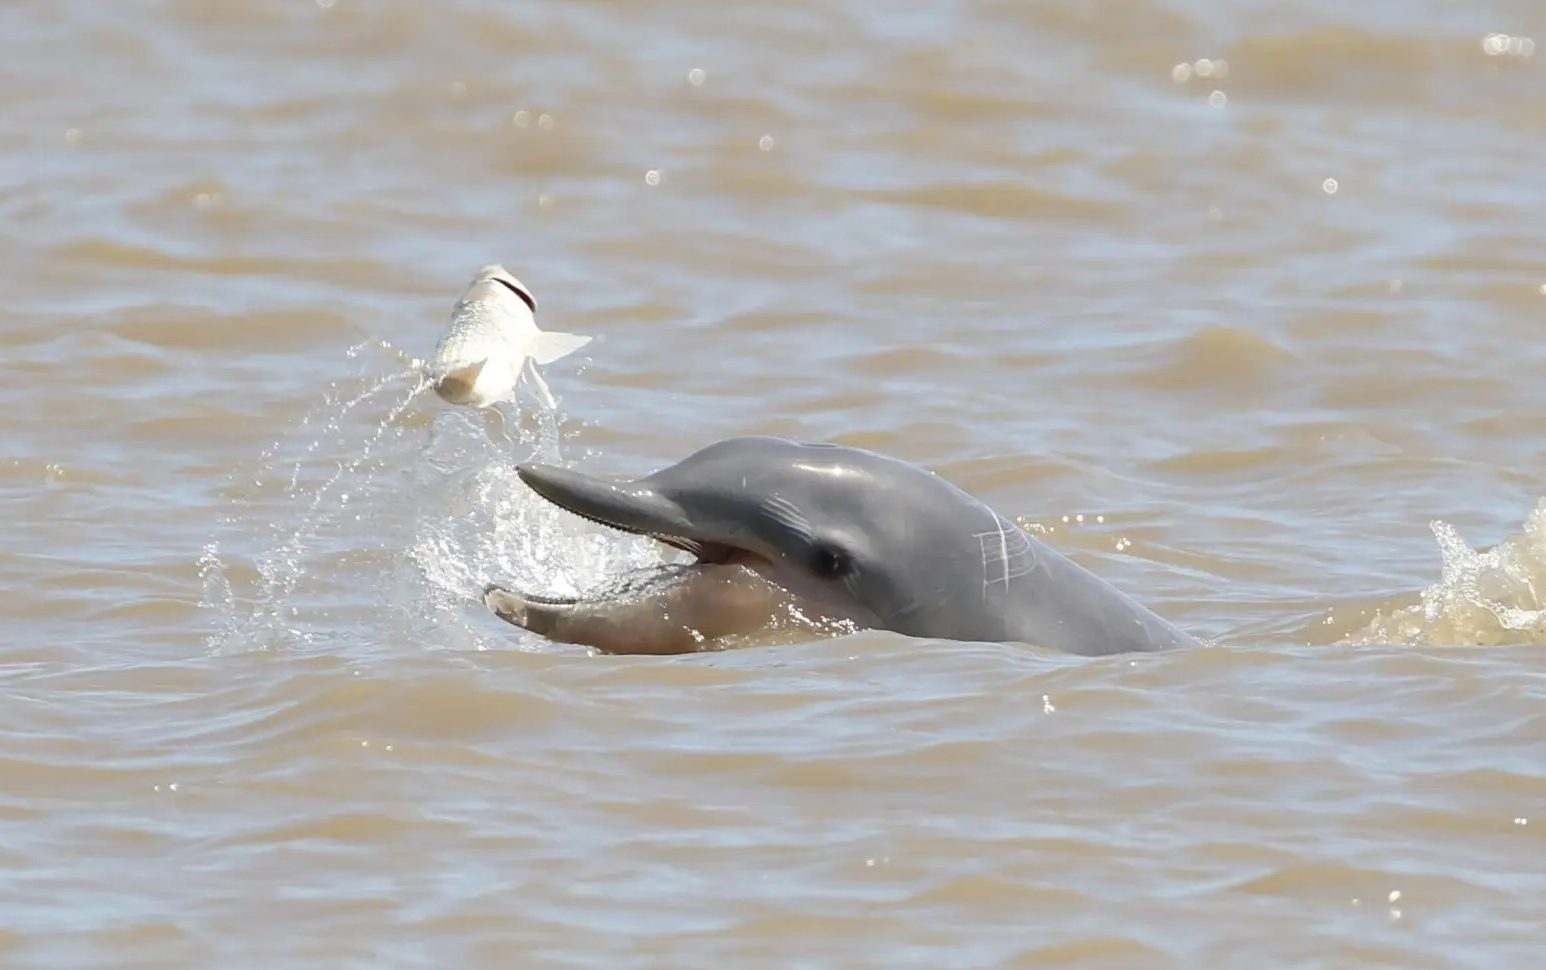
522, 358, 558, 409
433, 359, 486, 405
526, 330, 592, 366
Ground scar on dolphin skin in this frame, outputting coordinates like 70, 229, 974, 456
973, 513, 1037, 597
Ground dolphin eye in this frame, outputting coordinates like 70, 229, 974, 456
810, 542, 851, 580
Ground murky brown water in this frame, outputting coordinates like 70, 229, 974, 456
4, 0, 1546, 965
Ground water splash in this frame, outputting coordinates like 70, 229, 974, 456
201, 341, 431, 653
392, 407, 660, 651
199, 339, 657, 656
1344, 500, 1546, 646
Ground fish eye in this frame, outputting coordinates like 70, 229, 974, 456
810, 542, 852, 580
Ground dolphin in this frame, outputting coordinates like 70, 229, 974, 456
484, 436, 1199, 656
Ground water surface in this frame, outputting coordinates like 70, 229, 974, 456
3, 0, 1546, 966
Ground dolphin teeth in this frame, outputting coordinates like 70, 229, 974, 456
484, 584, 578, 610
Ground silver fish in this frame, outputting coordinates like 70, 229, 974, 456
428, 265, 591, 409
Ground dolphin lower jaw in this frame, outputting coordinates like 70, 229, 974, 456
485, 562, 841, 655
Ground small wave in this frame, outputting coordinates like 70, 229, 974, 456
865, 182, 1118, 222
1344, 500, 1546, 646
1224, 28, 1447, 102
52, 238, 407, 290
107, 306, 352, 353
1133, 326, 1297, 395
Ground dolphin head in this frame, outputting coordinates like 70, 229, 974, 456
514, 436, 990, 636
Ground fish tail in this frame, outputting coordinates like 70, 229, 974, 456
526, 331, 592, 365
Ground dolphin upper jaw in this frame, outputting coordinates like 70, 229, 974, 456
514, 463, 752, 564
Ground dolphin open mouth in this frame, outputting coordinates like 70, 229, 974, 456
485, 461, 816, 653
515, 463, 752, 566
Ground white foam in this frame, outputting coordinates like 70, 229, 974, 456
1344, 499, 1546, 646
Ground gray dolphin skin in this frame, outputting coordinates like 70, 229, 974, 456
484, 436, 1200, 656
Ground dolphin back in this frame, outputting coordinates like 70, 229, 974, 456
984, 524, 1198, 655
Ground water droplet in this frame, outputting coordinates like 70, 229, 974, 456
1194, 58, 1215, 78
1481, 33, 1534, 57
644, 169, 661, 186
1387, 890, 1401, 903
1208, 90, 1227, 108
758, 134, 775, 151
1095, 514, 1105, 524
512, 110, 530, 128
1042, 694, 1056, 714
1075, 513, 1085, 524
1171, 63, 1192, 83
1322, 178, 1339, 194
1515, 816, 1529, 825
537, 113, 554, 130
687, 67, 706, 86
537, 193, 553, 209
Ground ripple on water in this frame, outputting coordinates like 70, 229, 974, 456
1131, 325, 1298, 394
866, 181, 1121, 222
6, 0, 1546, 965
